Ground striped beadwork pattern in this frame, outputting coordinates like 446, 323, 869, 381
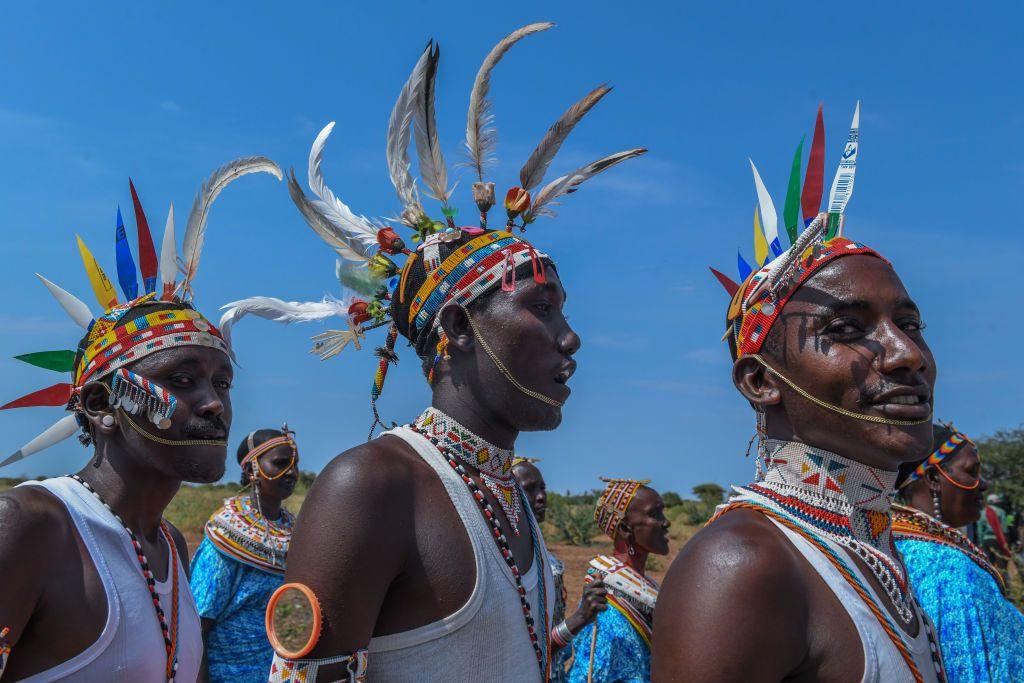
205, 495, 293, 574
594, 479, 649, 539
902, 432, 970, 487
585, 555, 659, 646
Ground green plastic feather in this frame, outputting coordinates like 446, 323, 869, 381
783, 137, 804, 245
14, 350, 76, 373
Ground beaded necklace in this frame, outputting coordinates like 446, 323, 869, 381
68, 475, 180, 682
408, 416, 549, 675
892, 503, 1005, 593
205, 495, 294, 574
414, 408, 523, 535
743, 439, 914, 624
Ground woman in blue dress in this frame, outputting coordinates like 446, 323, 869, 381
191, 425, 300, 683
569, 478, 670, 683
895, 422, 1024, 682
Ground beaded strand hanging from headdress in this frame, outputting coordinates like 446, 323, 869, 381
219, 23, 645, 437
1, 160, 282, 467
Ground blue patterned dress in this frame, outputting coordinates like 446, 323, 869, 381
895, 509, 1024, 682
190, 495, 293, 683
567, 556, 655, 683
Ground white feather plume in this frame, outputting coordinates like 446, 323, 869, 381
218, 295, 354, 349
308, 122, 382, 254
288, 170, 375, 263
388, 44, 431, 224
465, 22, 554, 181
159, 203, 177, 297
36, 274, 93, 328
179, 156, 283, 294
526, 148, 647, 221
412, 42, 452, 203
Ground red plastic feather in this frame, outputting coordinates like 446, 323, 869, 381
709, 267, 740, 297
801, 105, 825, 227
1, 383, 73, 410
130, 179, 159, 294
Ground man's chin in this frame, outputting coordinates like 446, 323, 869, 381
176, 447, 227, 483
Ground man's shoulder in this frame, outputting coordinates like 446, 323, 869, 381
0, 483, 75, 556
314, 433, 432, 496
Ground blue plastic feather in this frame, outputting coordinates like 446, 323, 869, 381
737, 251, 753, 281
115, 206, 139, 300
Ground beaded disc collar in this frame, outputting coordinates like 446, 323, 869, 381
414, 407, 522, 534
205, 494, 294, 574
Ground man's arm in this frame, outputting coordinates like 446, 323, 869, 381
282, 440, 414, 666
0, 489, 63, 677
651, 510, 808, 683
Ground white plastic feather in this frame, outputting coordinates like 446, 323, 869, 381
288, 170, 375, 262
388, 44, 431, 224
36, 274, 93, 328
526, 148, 647, 221
310, 328, 364, 360
412, 42, 452, 203
219, 295, 353, 348
308, 122, 382, 254
1, 414, 79, 468
465, 22, 554, 181
159, 202, 177, 297
750, 159, 781, 256
180, 156, 283, 293
520, 85, 611, 192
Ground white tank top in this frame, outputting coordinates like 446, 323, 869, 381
16, 477, 202, 682
766, 518, 941, 683
367, 427, 554, 682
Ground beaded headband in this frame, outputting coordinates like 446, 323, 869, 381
219, 24, 645, 433
900, 425, 975, 488
1, 159, 282, 468
241, 426, 298, 470
595, 477, 651, 539
709, 103, 890, 358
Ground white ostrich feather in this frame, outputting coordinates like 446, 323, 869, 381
288, 170, 374, 263
218, 295, 353, 349
388, 44, 432, 224
308, 122, 381, 253
526, 148, 647, 220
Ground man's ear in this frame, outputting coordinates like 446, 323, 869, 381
80, 381, 118, 437
439, 304, 474, 354
732, 356, 782, 408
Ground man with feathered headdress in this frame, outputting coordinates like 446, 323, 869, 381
0, 160, 280, 682
222, 23, 644, 683
653, 107, 948, 681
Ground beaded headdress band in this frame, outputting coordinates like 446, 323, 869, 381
594, 477, 651, 539
219, 23, 645, 434
241, 425, 298, 470
900, 423, 975, 488
1, 159, 282, 468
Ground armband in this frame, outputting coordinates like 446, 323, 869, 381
269, 650, 368, 683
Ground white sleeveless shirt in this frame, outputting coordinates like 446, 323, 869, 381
767, 518, 942, 683
367, 427, 554, 682
15, 477, 202, 682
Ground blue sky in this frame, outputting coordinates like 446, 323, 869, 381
1, 1, 1021, 496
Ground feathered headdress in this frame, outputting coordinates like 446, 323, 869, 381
1, 158, 282, 468
221, 24, 645, 433
710, 102, 886, 358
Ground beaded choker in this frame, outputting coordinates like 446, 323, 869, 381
414, 408, 522, 535
738, 440, 913, 624
892, 504, 1005, 593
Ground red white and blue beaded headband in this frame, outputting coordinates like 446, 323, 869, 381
219, 23, 645, 430
900, 424, 976, 489
1, 158, 282, 468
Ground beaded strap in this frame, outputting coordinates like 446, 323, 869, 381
409, 424, 549, 675
68, 475, 180, 682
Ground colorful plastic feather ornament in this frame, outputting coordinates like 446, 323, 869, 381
2, 158, 280, 468
802, 105, 825, 227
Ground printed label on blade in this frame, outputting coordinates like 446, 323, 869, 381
827, 127, 859, 216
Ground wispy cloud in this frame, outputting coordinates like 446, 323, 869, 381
159, 100, 183, 113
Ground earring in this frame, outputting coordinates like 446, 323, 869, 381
931, 487, 942, 522
101, 414, 115, 427
746, 407, 769, 480
627, 541, 636, 557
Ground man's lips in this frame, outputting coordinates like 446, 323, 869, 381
867, 386, 932, 419
554, 359, 577, 385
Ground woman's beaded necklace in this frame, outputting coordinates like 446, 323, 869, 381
408, 414, 549, 675
741, 440, 914, 625
69, 475, 180, 682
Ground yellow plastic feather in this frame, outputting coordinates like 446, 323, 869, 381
75, 235, 118, 309
753, 206, 770, 268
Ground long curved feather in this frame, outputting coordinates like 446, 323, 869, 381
750, 159, 781, 257
36, 274, 93, 328
388, 44, 432, 224
288, 170, 374, 262
219, 295, 353, 348
308, 122, 381, 248
526, 148, 647, 221
520, 85, 611, 191
1, 414, 79, 468
465, 22, 554, 181
412, 42, 452, 203
180, 156, 283, 293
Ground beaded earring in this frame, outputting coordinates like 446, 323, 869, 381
747, 406, 769, 480
931, 485, 943, 522
107, 368, 176, 429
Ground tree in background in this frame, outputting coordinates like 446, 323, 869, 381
979, 428, 1024, 513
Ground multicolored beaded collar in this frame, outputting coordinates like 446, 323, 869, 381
414, 407, 522, 535
892, 503, 1004, 593
1, 159, 281, 468
205, 495, 294, 574
585, 555, 659, 646
736, 440, 914, 623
